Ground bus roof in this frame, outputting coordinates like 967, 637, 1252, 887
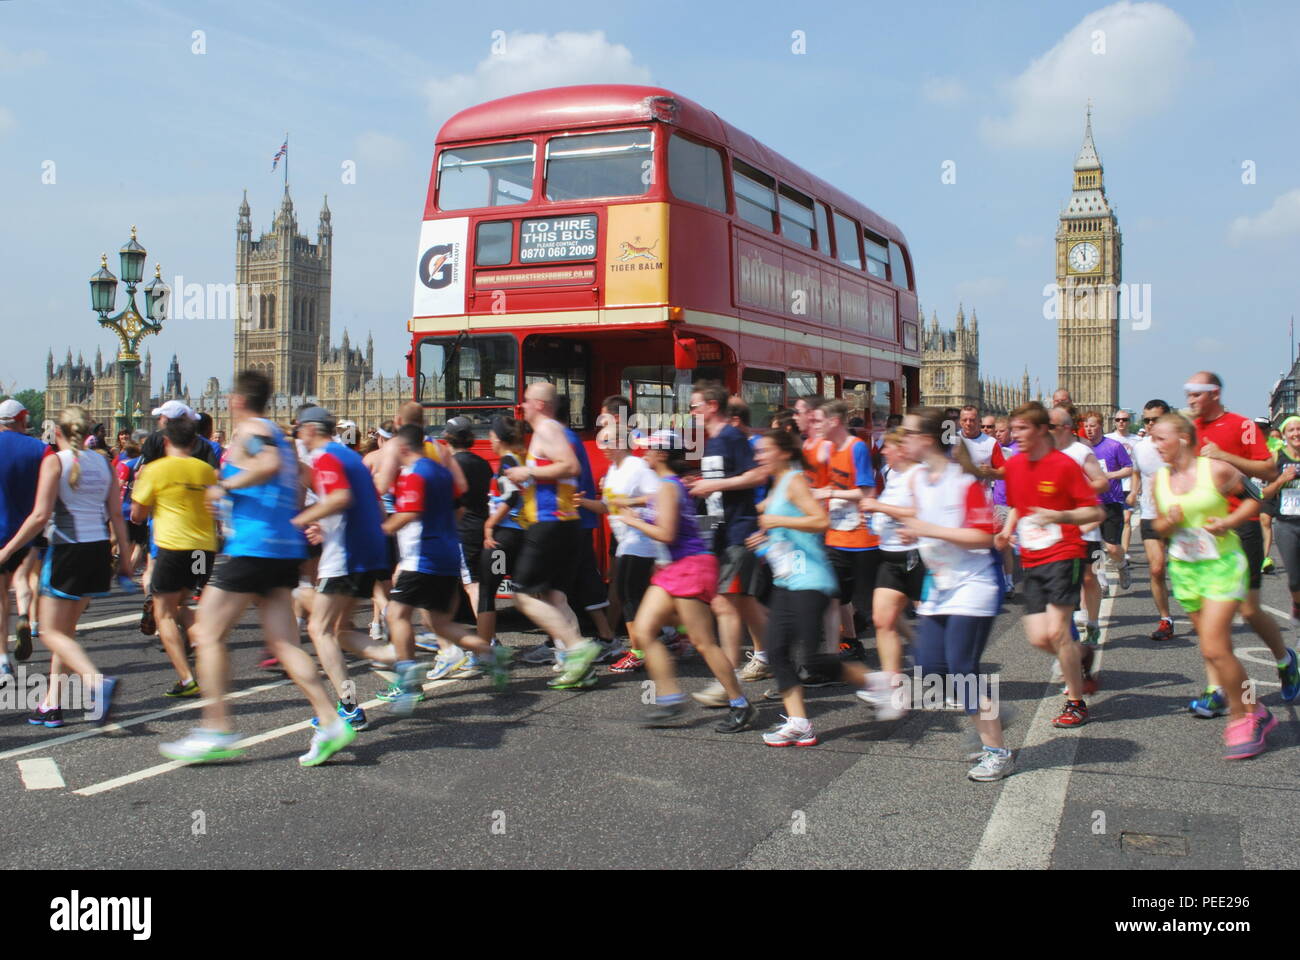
436, 84, 908, 249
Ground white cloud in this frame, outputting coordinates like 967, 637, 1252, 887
355, 131, 408, 170
921, 75, 967, 105
424, 31, 651, 124
1228, 188, 1300, 247
981, 2, 1194, 148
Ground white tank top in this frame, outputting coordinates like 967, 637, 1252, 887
48, 449, 111, 545
1062, 441, 1101, 542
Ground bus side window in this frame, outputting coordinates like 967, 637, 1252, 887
742, 367, 784, 428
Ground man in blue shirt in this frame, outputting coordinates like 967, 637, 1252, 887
0, 399, 47, 672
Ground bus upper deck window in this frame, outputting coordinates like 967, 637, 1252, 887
668, 133, 726, 211
476, 221, 513, 266
437, 140, 536, 211
545, 129, 653, 202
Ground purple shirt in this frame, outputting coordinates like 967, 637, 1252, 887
660, 475, 706, 562
1089, 436, 1132, 504
993, 442, 1017, 506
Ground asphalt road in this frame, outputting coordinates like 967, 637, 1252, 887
3, 544, 1297, 870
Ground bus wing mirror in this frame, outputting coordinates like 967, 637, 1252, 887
405, 350, 415, 378
674, 337, 697, 370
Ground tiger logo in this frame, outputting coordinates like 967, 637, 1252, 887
616, 237, 659, 262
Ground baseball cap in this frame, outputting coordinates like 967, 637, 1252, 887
297, 406, 335, 428
0, 398, 27, 422
151, 400, 200, 421
443, 416, 475, 440
640, 429, 683, 450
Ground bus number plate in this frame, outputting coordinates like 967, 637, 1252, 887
519, 215, 598, 263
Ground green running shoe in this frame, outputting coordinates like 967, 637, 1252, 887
299, 720, 356, 767
552, 640, 599, 688
160, 727, 243, 763
489, 645, 514, 692
547, 666, 597, 690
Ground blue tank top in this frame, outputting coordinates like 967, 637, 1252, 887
763, 469, 836, 594
659, 475, 706, 562
0, 431, 46, 544
220, 418, 307, 559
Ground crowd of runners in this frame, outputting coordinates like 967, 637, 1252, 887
0, 365, 1295, 777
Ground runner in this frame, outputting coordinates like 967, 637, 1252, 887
290, 406, 390, 729
1186, 371, 1299, 707
116, 431, 149, 577
857, 427, 922, 718
130, 416, 218, 698
446, 415, 492, 621
376, 424, 511, 710
1261, 415, 1300, 620
1150, 412, 1277, 757
1263, 416, 1300, 616
809, 399, 878, 663
1051, 407, 1109, 647
580, 419, 662, 674
1080, 411, 1134, 590
159, 371, 351, 767
621, 430, 755, 733
995, 402, 1103, 728
502, 381, 599, 689
472, 416, 528, 666
1107, 410, 1139, 560
361, 421, 396, 643
0, 405, 131, 727
900, 408, 1009, 780
742, 429, 835, 746
687, 381, 770, 705
958, 405, 1007, 487
0, 398, 48, 680
1254, 418, 1277, 575
990, 417, 1019, 596
1131, 400, 1176, 641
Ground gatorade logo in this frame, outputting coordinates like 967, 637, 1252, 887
419, 243, 458, 289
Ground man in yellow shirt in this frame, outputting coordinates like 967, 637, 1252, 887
132, 417, 218, 698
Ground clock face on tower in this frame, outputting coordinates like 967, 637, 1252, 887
1068, 241, 1100, 273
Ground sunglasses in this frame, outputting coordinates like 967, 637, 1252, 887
1114, 417, 1130, 422
1143, 417, 1158, 424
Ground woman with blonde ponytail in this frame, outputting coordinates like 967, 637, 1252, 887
0, 405, 134, 728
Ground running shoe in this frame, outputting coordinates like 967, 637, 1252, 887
14, 616, 32, 662
450, 653, 482, 679
385, 661, 427, 716
856, 683, 907, 721
426, 645, 468, 681
520, 643, 557, 665
1051, 699, 1088, 728
488, 645, 513, 692
592, 639, 621, 664
642, 699, 688, 726
690, 680, 730, 708
738, 652, 772, 682
160, 727, 243, 763
164, 679, 201, 698
414, 632, 442, 653
368, 621, 385, 641
552, 640, 600, 688
139, 595, 156, 636
1262, 557, 1276, 575
258, 651, 281, 670
967, 749, 1015, 781
715, 701, 757, 734
1117, 559, 1132, 591
1150, 618, 1175, 642
609, 649, 645, 673
1084, 624, 1102, 647
763, 716, 818, 747
89, 677, 120, 725
312, 702, 369, 731
1223, 708, 1278, 760
838, 639, 867, 662
547, 666, 597, 690
1278, 648, 1300, 703
762, 686, 784, 702
1189, 688, 1228, 718
299, 720, 356, 767
27, 706, 63, 728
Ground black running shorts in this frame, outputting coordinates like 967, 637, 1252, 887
1100, 503, 1125, 545
318, 570, 382, 598
1023, 558, 1083, 615
42, 541, 112, 600
1, 544, 29, 576
828, 547, 879, 606
512, 521, 582, 595
151, 548, 215, 595
390, 570, 459, 613
874, 549, 925, 601
1238, 519, 1264, 592
716, 542, 770, 598
208, 555, 302, 596
1140, 519, 1161, 542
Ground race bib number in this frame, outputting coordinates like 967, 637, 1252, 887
767, 541, 795, 580
871, 511, 895, 540
701, 455, 724, 518
1016, 517, 1063, 552
828, 497, 859, 532
1169, 526, 1220, 562
1282, 488, 1300, 517
919, 540, 962, 591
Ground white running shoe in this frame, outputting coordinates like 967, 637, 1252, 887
369, 621, 385, 641
738, 652, 773, 682
967, 748, 1015, 781
690, 680, 729, 708
427, 645, 467, 681
763, 716, 818, 747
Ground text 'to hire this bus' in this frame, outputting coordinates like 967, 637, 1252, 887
408, 84, 922, 473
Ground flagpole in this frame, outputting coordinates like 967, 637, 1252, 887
284, 132, 289, 193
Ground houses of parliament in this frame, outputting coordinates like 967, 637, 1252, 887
45, 186, 411, 437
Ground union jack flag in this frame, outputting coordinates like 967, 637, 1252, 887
271, 140, 288, 171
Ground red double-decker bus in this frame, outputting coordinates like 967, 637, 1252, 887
408, 83, 921, 466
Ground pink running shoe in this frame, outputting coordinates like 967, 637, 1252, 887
1223, 708, 1278, 759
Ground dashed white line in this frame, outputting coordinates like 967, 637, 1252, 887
17, 758, 65, 790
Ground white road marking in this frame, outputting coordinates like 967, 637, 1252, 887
17, 757, 65, 790
72, 675, 465, 797
78, 612, 144, 632
1262, 604, 1292, 623
969, 594, 1113, 870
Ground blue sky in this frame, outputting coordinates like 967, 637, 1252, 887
2, 0, 1298, 416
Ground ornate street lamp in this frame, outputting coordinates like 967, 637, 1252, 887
89, 227, 168, 433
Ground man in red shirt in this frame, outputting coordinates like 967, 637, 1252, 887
995, 401, 1103, 727
1186, 371, 1299, 703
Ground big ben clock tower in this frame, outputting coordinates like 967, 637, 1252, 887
1056, 104, 1121, 413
